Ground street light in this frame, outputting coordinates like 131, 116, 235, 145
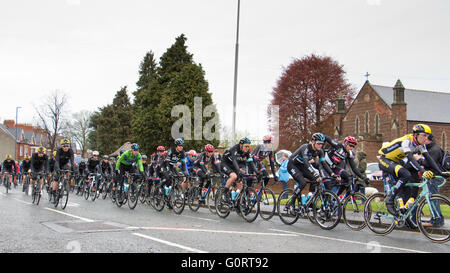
231, 0, 241, 146
15, 106, 22, 160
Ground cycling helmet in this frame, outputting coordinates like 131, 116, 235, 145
157, 146, 165, 152
92, 151, 100, 156
263, 135, 273, 143
205, 144, 215, 152
312, 132, 325, 142
120, 149, 126, 155
174, 138, 184, 146
188, 150, 197, 156
80, 159, 86, 164
53, 151, 57, 157
131, 143, 140, 151
103, 155, 109, 159
36, 146, 46, 153
24, 155, 31, 160
239, 137, 251, 145
142, 155, 148, 160
412, 124, 431, 134
60, 139, 71, 145
344, 136, 358, 145
5, 155, 12, 159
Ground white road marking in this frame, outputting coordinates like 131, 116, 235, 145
138, 226, 298, 237
133, 232, 207, 253
269, 228, 429, 253
180, 214, 220, 222
44, 207, 94, 222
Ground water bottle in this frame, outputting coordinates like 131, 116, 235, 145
383, 179, 391, 195
306, 192, 313, 202
124, 182, 129, 192
231, 190, 237, 201
301, 194, 306, 205
405, 198, 415, 209
397, 198, 405, 209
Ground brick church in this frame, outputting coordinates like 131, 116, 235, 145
333, 80, 450, 162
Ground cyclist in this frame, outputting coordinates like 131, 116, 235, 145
150, 146, 166, 180
221, 137, 259, 199
100, 155, 114, 181
30, 147, 49, 193
321, 135, 370, 195
162, 138, 189, 191
52, 139, 76, 202
47, 151, 56, 183
21, 155, 32, 188
192, 144, 221, 193
2, 155, 16, 189
286, 133, 331, 197
185, 150, 197, 175
251, 135, 278, 187
85, 151, 102, 189
114, 143, 145, 190
378, 124, 447, 217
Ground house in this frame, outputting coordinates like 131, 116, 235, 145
0, 125, 16, 161
333, 80, 450, 162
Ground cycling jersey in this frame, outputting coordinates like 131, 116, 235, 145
30, 153, 48, 173
222, 144, 257, 175
378, 134, 425, 172
323, 135, 365, 179
164, 147, 187, 174
116, 150, 144, 173
86, 157, 101, 174
54, 147, 75, 172
78, 163, 86, 175
252, 144, 277, 178
100, 161, 113, 176
22, 160, 32, 172
193, 152, 220, 174
2, 160, 16, 173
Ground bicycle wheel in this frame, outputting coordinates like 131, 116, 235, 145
206, 187, 217, 214
84, 182, 90, 200
239, 187, 259, 223
90, 182, 97, 201
169, 184, 185, 215
32, 184, 37, 204
59, 181, 69, 210
277, 189, 300, 225
152, 186, 165, 212
188, 186, 201, 212
258, 188, 276, 221
127, 181, 139, 210
312, 190, 342, 230
342, 192, 367, 231
364, 192, 396, 236
115, 186, 125, 208
35, 184, 42, 205
416, 194, 450, 243
215, 187, 231, 219
101, 182, 108, 200
139, 182, 148, 204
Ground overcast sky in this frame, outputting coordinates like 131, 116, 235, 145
1, 0, 449, 140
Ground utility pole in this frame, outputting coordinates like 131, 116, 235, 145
231, 0, 240, 146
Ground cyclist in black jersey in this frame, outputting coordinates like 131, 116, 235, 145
52, 139, 76, 198
221, 137, 259, 196
287, 133, 331, 195
162, 138, 188, 189
251, 135, 278, 187
2, 155, 16, 188
100, 155, 113, 180
21, 156, 32, 184
30, 147, 49, 190
321, 135, 370, 194
192, 144, 221, 189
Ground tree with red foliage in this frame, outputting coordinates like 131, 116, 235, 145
268, 54, 354, 151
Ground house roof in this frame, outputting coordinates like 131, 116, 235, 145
0, 125, 16, 140
110, 142, 132, 157
370, 83, 450, 124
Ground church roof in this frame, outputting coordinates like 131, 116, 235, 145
370, 83, 450, 124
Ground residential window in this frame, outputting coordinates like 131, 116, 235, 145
365, 112, 369, 134
443, 131, 447, 150
20, 146, 23, 156
375, 114, 379, 135
355, 116, 360, 136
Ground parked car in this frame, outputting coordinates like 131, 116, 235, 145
366, 162, 383, 180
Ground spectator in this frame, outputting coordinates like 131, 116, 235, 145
355, 151, 368, 197
278, 152, 291, 197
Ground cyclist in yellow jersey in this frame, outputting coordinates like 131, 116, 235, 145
378, 124, 448, 216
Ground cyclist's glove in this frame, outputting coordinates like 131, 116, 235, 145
363, 177, 370, 185
423, 170, 434, 180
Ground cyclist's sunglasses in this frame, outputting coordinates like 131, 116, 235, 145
263, 140, 272, 144
316, 141, 325, 145
62, 144, 70, 148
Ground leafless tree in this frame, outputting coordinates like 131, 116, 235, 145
34, 90, 69, 152
63, 110, 93, 157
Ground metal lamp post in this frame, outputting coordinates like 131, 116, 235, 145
231, 0, 241, 146
15, 106, 21, 160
